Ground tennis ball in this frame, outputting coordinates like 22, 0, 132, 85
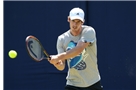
8, 50, 17, 59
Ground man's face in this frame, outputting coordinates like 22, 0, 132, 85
68, 18, 83, 31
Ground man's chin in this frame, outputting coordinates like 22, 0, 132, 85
72, 28, 78, 31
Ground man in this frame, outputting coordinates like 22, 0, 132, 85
49, 7, 103, 90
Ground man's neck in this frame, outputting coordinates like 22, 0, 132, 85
70, 27, 82, 36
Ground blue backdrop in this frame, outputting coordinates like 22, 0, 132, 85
4, 1, 136, 90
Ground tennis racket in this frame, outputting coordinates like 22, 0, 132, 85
25, 35, 50, 62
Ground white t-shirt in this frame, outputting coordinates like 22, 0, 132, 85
57, 25, 101, 87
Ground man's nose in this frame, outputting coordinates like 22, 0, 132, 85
73, 22, 77, 26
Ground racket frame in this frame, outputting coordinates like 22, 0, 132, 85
25, 35, 50, 62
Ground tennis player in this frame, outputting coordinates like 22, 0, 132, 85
49, 7, 103, 90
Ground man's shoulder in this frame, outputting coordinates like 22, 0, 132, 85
58, 30, 70, 39
82, 25, 95, 33
82, 25, 95, 30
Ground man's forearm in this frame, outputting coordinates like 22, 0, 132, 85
58, 46, 83, 61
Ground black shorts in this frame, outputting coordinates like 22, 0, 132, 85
65, 81, 103, 90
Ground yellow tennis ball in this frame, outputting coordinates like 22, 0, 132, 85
8, 50, 17, 59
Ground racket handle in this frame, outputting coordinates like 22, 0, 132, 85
47, 57, 51, 61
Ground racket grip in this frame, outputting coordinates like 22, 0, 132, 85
47, 56, 51, 61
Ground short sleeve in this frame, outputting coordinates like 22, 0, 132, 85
80, 27, 96, 44
57, 36, 65, 54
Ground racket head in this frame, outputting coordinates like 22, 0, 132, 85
25, 35, 50, 61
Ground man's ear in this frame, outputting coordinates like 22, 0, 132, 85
67, 16, 70, 22
82, 19, 85, 24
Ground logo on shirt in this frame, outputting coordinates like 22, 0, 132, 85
66, 41, 88, 70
